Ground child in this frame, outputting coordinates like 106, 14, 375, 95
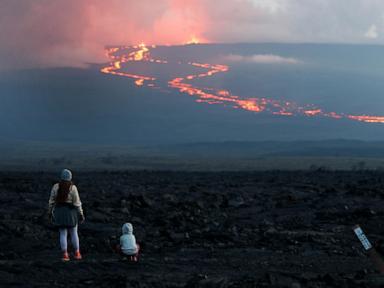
116, 223, 140, 261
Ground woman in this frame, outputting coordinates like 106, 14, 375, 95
48, 169, 85, 261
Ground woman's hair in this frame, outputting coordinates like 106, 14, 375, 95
56, 180, 72, 203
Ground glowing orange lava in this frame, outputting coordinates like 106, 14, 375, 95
348, 115, 384, 123
101, 45, 156, 87
100, 44, 384, 124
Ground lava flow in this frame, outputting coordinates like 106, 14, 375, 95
101, 44, 384, 124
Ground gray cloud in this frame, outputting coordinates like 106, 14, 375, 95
365, 24, 379, 39
203, 0, 384, 44
225, 54, 301, 64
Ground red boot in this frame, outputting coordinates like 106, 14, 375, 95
74, 250, 82, 260
62, 251, 70, 262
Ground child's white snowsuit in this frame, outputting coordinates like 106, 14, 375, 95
120, 223, 138, 255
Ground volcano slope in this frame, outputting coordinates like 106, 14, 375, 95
1, 170, 384, 287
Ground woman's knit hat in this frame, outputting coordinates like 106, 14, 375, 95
61, 169, 72, 181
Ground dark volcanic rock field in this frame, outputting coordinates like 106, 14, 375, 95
1, 170, 384, 287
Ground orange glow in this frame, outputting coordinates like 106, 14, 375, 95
135, 79, 144, 86
100, 44, 384, 124
186, 36, 201, 45
114, 61, 121, 69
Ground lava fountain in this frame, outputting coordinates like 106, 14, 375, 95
101, 44, 384, 124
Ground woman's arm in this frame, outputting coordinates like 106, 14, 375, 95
71, 185, 84, 216
48, 184, 58, 214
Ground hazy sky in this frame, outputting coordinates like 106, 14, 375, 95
1, 0, 384, 69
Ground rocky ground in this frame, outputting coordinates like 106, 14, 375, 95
1, 170, 384, 287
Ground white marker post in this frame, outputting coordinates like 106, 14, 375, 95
354, 225, 373, 250
353, 225, 384, 274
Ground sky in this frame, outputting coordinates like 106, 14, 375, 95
1, 0, 384, 70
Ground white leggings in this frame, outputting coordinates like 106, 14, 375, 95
59, 225, 80, 252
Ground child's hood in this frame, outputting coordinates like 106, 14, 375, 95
122, 223, 133, 235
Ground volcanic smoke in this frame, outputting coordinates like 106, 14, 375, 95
101, 44, 384, 124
